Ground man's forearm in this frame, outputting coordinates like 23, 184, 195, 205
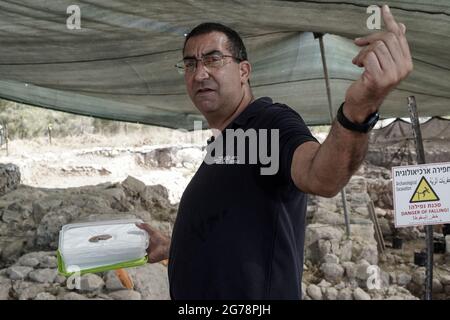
292, 4, 412, 198
305, 119, 369, 197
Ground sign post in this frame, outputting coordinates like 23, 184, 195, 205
392, 96, 450, 300
407, 96, 432, 300
315, 32, 351, 238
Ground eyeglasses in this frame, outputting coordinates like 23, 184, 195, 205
175, 53, 242, 75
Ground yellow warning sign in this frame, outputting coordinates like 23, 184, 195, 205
409, 176, 440, 203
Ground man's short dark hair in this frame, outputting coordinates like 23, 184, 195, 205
183, 22, 248, 61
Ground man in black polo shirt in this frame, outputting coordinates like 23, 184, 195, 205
137, 5, 413, 299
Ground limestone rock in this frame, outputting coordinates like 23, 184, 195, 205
324, 287, 338, 300
109, 290, 142, 300
312, 208, 342, 225
1, 239, 25, 263
2, 205, 27, 223
380, 270, 390, 288
17, 252, 53, 267
357, 243, 378, 265
375, 208, 386, 217
316, 200, 337, 212
337, 288, 353, 300
397, 272, 412, 286
39, 255, 57, 268
389, 272, 397, 284
61, 292, 88, 300
433, 278, 443, 293
143, 147, 176, 169
365, 177, 393, 208
385, 285, 418, 300
305, 224, 344, 247
0, 163, 21, 197
347, 192, 371, 207
412, 267, 426, 286
339, 240, 353, 262
36, 206, 79, 248
122, 176, 146, 198
32, 198, 62, 225
342, 261, 356, 280
350, 223, 376, 243
7, 266, 33, 280
385, 295, 404, 300
141, 185, 176, 222
105, 270, 126, 291
322, 253, 339, 264
101, 187, 130, 211
397, 227, 421, 241
305, 224, 344, 263
346, 176, 367, 195
440, 275, 450, 286
18, 257, 39, 268
94, 293, 114, 300
54, 274, 66, 285
306, 284, 322, 300
79, 274, 105, 292
355, 260, 371, 281
28, 268, 57, 283
127, 263, 170, 300
378, 217, 392, 237
445, 285, 450, 295
353, 288, 371, 300
320, 263, 344, 284
12, 281, 48, 300
317, 279, 332, 288
177, 147, 204, 170
34, 292, 57, 300
1, 268, 8, 276
335, 282, 346, 290
0, 276, 11, 300
353, 207, 369, 217
317, 240, 332, 260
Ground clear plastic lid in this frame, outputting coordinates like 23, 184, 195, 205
59, 219, 149, 271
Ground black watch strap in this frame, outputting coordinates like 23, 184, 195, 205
336, 102, 379, 133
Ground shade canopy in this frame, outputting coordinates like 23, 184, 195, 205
1, 0, 449, 129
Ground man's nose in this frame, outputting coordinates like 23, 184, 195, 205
193, 61, 210, 81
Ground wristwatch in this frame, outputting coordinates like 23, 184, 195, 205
336, 102, 379, 133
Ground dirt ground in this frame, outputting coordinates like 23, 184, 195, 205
0, 131, 206, 204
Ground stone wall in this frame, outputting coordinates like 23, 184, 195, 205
0, 164, 20, 197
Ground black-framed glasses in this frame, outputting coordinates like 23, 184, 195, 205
175, 53, 242, 75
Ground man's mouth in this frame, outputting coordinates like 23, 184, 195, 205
196, 88, 215, 94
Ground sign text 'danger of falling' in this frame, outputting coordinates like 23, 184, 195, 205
392, 163, 450, 227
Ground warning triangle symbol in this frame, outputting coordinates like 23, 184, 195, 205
409, 176, 440, 203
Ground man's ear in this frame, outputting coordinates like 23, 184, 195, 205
239, 61, 251, 84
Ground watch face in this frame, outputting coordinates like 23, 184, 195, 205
368, 113, 380, 130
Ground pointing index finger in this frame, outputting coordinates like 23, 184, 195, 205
382, 4, 400, 34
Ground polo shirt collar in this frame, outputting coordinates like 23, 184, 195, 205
231, 96, 273, 127
207, 97, 272, 145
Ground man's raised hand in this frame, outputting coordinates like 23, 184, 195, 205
344, 4, 413, 123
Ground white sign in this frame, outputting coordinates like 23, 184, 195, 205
392, 162, 450, 227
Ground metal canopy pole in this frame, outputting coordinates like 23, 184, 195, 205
407, 96, 433, 300
315, 32, 351, 238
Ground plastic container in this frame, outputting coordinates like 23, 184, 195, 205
57, 219, 149, 276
